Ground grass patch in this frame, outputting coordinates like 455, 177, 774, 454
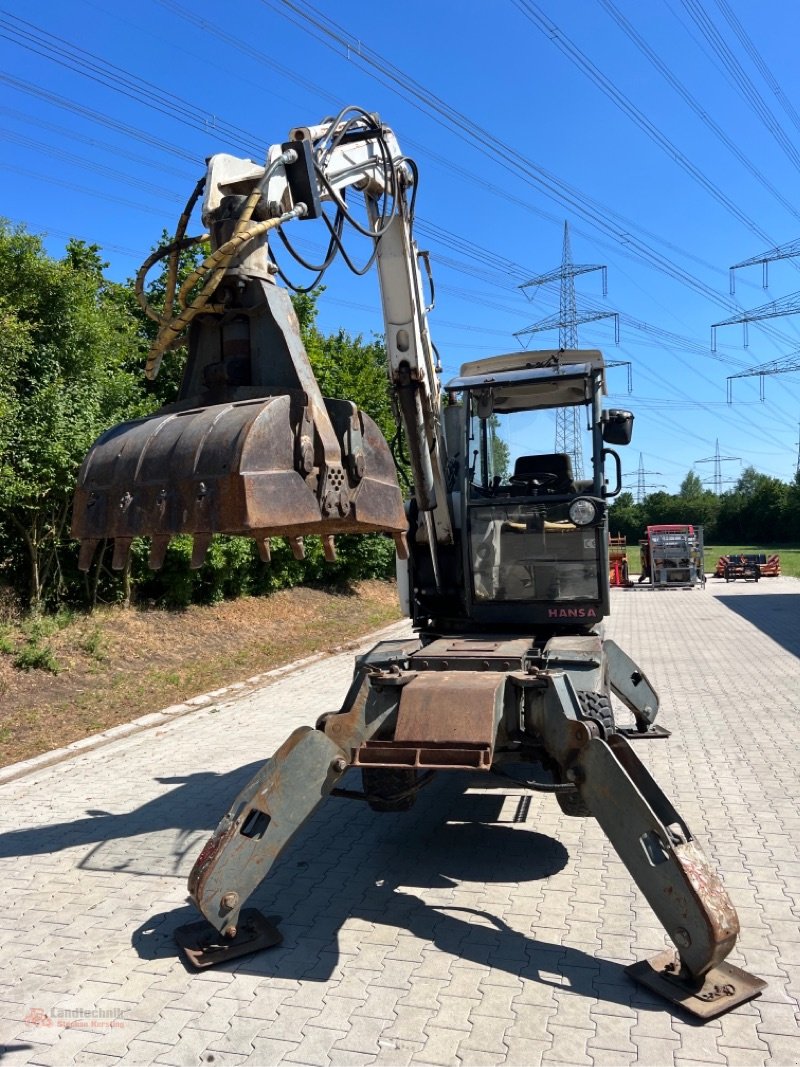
24, 609, 74, 642
80, 627, 106, 660
13, 641, 61, 674
0, 581, 401, 767
622, 543, 800, 578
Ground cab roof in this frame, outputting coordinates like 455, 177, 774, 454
446, 350, 606, 412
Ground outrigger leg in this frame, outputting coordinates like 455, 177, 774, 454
528, 671, 766, 1019
176, 668, 395, 967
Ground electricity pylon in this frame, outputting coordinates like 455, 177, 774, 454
622, 453, 664, 502
726, 351, 800, 402
695, 439, 740, 494
514, 222, 618, 479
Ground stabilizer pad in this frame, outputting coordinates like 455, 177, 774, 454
175, 909, 282, 969
618, 724, 671, 740
627, 950, 766, 1020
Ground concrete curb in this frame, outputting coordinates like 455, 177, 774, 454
0, 618, 411, 786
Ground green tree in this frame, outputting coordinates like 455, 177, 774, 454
679, 470, 704, 499
607, 491, 645, 542
786, 469, 800, 541
0, 223, 147, 609
732, 466, 788, 542
488, 415, 510, 481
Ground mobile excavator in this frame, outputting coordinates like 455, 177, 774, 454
72, 107, 763, 1018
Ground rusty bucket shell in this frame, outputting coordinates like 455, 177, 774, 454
72, 395, 407, 570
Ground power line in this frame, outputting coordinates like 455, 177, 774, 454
0, 12, 263, 154
597, 0, 800, 226
0, 71, 201, 164
266, 0, 800, 375
513, 0, 791, 246
679, 0, 800, 175
6, 0, 800, 458
713, 0, 800, 141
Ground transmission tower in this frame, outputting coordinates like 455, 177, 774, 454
695, 439, 741, 494
711, 291, 800, 351
796, 421, 800, 476
514, 222, 619, 478
725, 350, 800, 401
714, 239, 800, 355
728, 236, 800, 294
622, 453, 664, 502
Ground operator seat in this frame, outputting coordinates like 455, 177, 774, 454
511, 453, 576, 494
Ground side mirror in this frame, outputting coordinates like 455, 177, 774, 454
602, 409, 634, 446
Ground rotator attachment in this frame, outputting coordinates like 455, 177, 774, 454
72, 281, 409, 571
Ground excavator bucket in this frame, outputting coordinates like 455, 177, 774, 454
72, 279, 409, 572
72, 395, 407, 572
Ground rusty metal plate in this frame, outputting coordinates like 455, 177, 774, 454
175, 909, 282, 969
354, 740, 492, 770
393, 671, 506, 748
627, 950, 765, 1020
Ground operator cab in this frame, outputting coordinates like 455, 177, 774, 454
425, 350, 632, 633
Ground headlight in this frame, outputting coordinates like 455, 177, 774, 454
568, 498, 597, 526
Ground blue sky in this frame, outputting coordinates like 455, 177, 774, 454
2, 0, 800, 493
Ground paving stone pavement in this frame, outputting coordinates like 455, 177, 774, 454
1, 578, 799, 1066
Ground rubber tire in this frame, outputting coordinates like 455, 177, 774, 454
362, 768, 418, 812
556, 690, 615, 818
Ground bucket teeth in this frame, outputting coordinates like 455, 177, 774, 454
257, 538, 272, 563
78, 539, 100, 573
111, 537, 133, 571
322, 535, 337, 562
191, 534, 212, 570
289, 536, 305, 561
149, 535, 171, 571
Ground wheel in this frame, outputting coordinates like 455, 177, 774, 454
362, 768, 418, 812
556, 690, 615, 818
575, 690, 615, 737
